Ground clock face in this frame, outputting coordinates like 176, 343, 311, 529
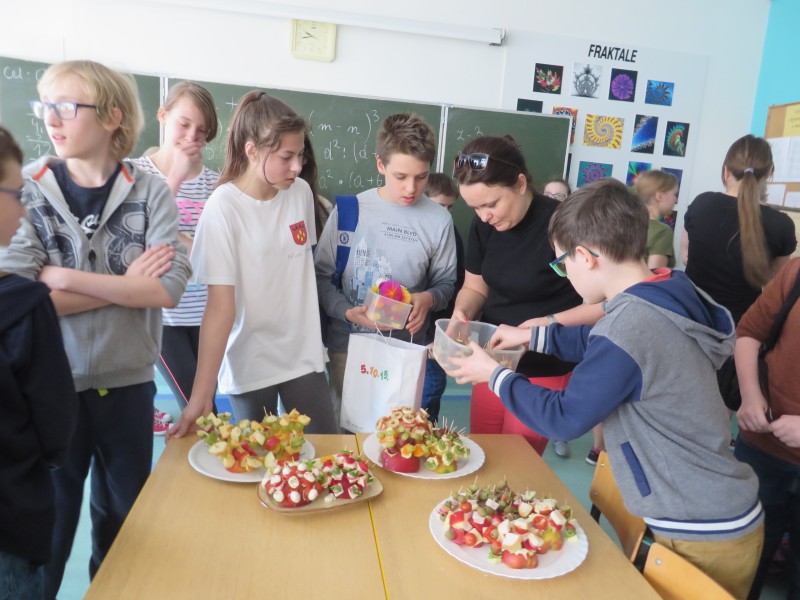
291, 20, 337, 62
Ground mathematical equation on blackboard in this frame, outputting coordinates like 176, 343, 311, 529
2, 64, 53, 160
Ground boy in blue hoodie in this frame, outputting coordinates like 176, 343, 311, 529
0, 127, 77, 599
446, 178, 763, 599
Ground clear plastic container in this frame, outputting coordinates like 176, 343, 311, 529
363, 288, 413, 329
432, 319, 525, 371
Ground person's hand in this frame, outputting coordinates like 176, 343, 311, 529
445, 341, 500, 385
166, 139, 205, 190
519, 316, 552, 328
126, 244, 175, 278
737, 390, 772, 433
344, 305, 392, 331
770, 415, 800, 448
167, 396, 211, 441
406, 291, 433, 336
489, 324, 530, 351
38, 265, 71, 290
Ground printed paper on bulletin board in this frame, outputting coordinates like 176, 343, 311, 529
500, 33, 707, 201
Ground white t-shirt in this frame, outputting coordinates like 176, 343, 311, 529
132, 156, 218, 327
191, 179, 326, 394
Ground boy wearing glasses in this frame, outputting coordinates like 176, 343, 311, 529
0, 61, 190, 599
446, 179, 763, 599
315, 113, 456, 428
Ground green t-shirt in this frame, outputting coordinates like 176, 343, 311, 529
647, 219, 675, 268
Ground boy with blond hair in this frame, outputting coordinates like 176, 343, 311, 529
315, 113, 456, 427
0, 60, 190, 598
447, 178, 763, 599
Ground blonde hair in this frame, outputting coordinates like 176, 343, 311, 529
723, 134, 774, 288
162, 81, 218, 142
634, 170, 678, 205
218, 92, 306, 186
37, 60, 143, 160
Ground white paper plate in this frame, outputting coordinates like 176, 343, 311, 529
362, 433, 484, 479
428, 500, 589, 579
188, 439, 315, 483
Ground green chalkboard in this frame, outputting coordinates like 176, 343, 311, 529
442, 106, 570, 240
0, 56, 161, 163
176, 78, 443, 200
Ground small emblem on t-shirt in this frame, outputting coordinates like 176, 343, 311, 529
290, 221, 308, 245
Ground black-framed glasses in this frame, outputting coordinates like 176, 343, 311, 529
549, 247, 600, 277
0, 186, 23, 201
30, 100, 97, 121
453, 152, 520, 172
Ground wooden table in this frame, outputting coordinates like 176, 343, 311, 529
85, 435, 385, 599
86, 434, 659, 599
359, 433, 660, 600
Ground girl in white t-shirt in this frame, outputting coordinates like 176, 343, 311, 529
169, 92, 336, 438
133, 82, 219, 435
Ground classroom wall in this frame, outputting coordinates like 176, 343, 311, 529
0, 0, 770, 209
751, 0, 800, 136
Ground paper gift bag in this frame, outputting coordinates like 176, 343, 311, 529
340, 333, 427, 433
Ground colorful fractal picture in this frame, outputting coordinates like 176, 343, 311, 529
663, 167, 683, 198
516, 98, 543, 113
533, 63, 564, 94
626, 161, 652, 186
663, 121, 690, 157
631, 115, 658, 154
660, 210, 678, 231
645, 80, 675, 106
583, 114, 624, 149
577, 161, 613, 187
552, 106, 578, 144
572, 63, 602, 99
608, 68, 638, 102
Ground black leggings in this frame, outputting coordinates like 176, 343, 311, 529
156, 325, 216, 412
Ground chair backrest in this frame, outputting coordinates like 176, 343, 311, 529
589, 450, 647, 561
643, 542, 735, 600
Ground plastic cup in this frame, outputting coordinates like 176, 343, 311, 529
364, 288, 413, 329
432, 318, 524, 371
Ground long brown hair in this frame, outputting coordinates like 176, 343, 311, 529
218, 92, 307, 186
299, 137, 329, 238
723, 134, 773, 288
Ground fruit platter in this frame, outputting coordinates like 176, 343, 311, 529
362, 407, 485, 479
188, 410, 315, 483
429, 479, 588, 580
257, 451, 383, 513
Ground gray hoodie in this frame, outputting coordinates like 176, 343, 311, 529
0, 156, 190, 391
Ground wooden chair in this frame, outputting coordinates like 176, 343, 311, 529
589, 450, 647, 562
643, 542, 735, 600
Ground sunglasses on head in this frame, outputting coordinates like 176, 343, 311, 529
453, 152, 520, 172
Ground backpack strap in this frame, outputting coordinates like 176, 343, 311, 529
331, 195, 359, 290
763, 267, 800, 353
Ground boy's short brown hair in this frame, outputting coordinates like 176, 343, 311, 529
548, 178, 647, 262
425, 172, 457, 199
38, 61, 143, 161
375, 113, 436, 166
162, 81, 218, 142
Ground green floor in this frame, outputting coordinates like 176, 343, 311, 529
58, 374, 788, 599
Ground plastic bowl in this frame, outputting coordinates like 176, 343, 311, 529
432, 318, 525, 371
364, 288, 413, 329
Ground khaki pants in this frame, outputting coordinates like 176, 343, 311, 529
654, 523, 764, 600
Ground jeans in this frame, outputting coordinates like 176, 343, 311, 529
45, 382, 155, 600
735, 436, 800, 600
0, 552, 42, 600
421, 357, 446, 424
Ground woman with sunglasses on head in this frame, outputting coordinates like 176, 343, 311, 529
451, 135, 602, 456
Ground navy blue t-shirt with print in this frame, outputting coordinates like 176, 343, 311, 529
52, 162, 122, 239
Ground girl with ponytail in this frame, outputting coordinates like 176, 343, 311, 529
682, 134, 796, 413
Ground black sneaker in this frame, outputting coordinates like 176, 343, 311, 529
586, 447, 600, 466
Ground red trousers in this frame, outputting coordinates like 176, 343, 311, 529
470, 373, 572, 455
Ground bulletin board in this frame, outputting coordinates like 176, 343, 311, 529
501, 33, 707, 228
764, 101, 800, 212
